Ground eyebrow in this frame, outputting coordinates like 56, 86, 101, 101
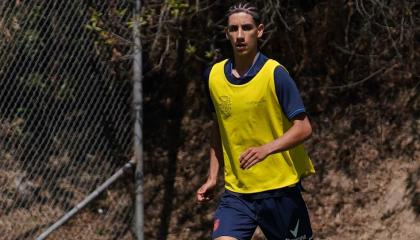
227, 23, 255, 29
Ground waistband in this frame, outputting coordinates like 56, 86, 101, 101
225, 182, 303, 200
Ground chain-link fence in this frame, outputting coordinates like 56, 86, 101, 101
0, 1, 135, 239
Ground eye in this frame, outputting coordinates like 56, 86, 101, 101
227, 25, 238, 32
242, 24, 254, 31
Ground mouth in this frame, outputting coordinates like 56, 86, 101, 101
235, 43, 247, 51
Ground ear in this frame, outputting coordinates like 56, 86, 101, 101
257, 24, 264, 38
224, 28, 230, 40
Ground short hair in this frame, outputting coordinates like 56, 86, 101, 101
226, 1, 261, 25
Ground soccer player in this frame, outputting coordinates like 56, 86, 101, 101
196, 2, 315, 240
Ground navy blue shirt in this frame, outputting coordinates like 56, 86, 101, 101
204, 53, 306, 120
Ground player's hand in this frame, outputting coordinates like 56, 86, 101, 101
239, 145, 270, 169
196, 180, 216, 202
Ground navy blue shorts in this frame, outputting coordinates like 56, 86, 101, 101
212, 186, 313, 240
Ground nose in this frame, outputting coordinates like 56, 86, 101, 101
237, 28, 244, 39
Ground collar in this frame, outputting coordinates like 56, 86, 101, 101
224, 52, 269, 85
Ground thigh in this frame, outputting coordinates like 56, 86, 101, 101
215, 237, 238, 240
257, 189, 313, 240
212, 193, 258, 240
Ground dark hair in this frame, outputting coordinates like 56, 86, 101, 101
226, 1, 261, 25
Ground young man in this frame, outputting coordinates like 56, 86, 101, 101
197, 2, 315, 240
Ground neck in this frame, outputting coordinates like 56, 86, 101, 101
233, 50, 259, 77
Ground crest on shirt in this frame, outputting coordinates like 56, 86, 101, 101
218, 96, 231, 118
213, 218, 220, 232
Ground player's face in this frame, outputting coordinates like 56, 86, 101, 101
226, 12, 264, 57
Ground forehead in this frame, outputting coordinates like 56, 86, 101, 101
227, 12, 256, 26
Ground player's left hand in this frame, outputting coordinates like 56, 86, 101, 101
239, 145, 270, 169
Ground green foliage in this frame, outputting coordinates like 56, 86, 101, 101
204, 50, 216, 59
114, 8, 127, 18
185, 43, 196, 55
127, 15, 147, 29
85, 9, 103, 32
166, 0, 189, 17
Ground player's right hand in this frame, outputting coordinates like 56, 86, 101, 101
196, 180, 216, 202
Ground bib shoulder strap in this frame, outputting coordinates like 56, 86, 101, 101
211, 59, 228, 74
265, 59, 287, 73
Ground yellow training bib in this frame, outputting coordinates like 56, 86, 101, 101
209, 59, 315, 193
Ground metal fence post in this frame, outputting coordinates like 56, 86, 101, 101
35, 160, 135, 240
133, 0, 144, 239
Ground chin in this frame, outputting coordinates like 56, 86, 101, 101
235, 49, 250, 55
236, 51, 255, 58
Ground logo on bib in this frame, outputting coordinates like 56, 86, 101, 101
219, 96, 232, 118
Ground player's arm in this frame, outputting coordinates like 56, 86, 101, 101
197, 66, 223, 202
262, 113, 311, 152
239, 114, 311, 169
197, 117, 223, 202
240, 66, 312, 169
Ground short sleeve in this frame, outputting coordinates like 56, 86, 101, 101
274, 66, 306, 120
